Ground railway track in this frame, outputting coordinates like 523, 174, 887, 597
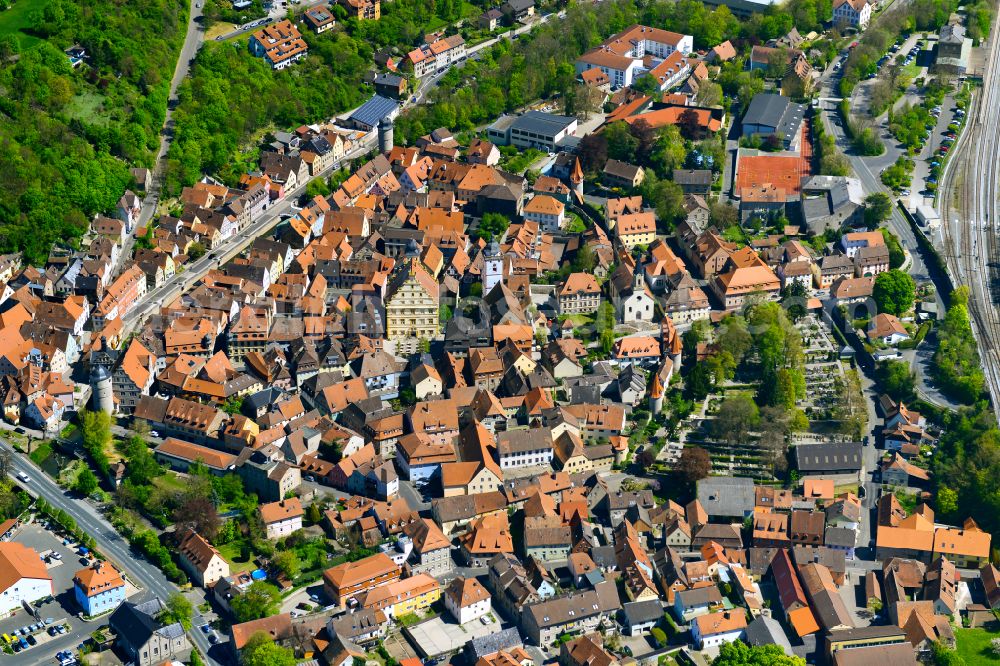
939, 9, 1000, 417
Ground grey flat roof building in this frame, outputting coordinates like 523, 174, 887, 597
488, 111, 578, 150
347, 95, 400, 130
697, 476, 755, 519
795, 442, 863, 473
742, 93, 806, 140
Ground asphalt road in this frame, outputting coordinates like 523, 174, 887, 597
0, 441, 224, 665
150, 0, 206, 194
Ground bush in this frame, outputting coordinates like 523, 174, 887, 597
650, 627, 667, 646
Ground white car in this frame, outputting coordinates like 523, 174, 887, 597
16, 472, 30, 483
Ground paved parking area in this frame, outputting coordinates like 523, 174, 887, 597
403, 614, 501, 657
0, 522, 137, 663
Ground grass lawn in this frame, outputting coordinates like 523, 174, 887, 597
955, 627, 1000, 663
894, 488, 918, 514
565, 212, 587, 233
900, 62, 921, 81
217, 541, 256, 574
559, 313, 594, 327
722, 224, 747, 244
0, 0, 50, 50
834, 483, 859, 496
152, 472, 188, 494
28, 442, 52, 466
205, 21, 236, 40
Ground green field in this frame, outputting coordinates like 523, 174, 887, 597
955, 627, 1000, 664
0, 0, 50, 50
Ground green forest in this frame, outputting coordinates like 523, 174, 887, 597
0, 0, 188, 264
167, 0, 819, 191
395, 0, 811, 143
165, 0, 482, 192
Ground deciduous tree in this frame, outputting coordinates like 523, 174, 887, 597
241, 631, 296, 666
873, 270, 915, 316
232, 581, 282, 623
677, 446, 711, 487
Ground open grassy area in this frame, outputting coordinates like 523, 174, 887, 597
205, 21, 236, 40
152, 472, 189, 494
66, 92, 109, 126
834, 483, 859, 496
900, 62, 921, 81
0, 0, 50, 50
955, 627, 1000, 663
28, 442, 52, 466
217, 541, 256, 574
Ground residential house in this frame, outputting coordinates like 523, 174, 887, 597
323, 553, 401, 607
603, 160, 645, 189
339, 0, 381, 19
523, 195, 566, 232
691, 611, 747, 649
303, 6, 336, 32
615, 213, 657, 250
833, 0, 871, 29
519, 580, 620, 645
445, 576, 492, 625
673, 586, 724, 622
260, 498, 304, 540
108, 599, 191, 666
868, 314, 910, 345
248, 20, 308, 70
497, 428, 554, 470
178, 530, 230, 588
359, 573, 441, 619
74, 562, 126, 617
403, 518, 452, 576
0, 541, 55, 616
558, 273, 601, 315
